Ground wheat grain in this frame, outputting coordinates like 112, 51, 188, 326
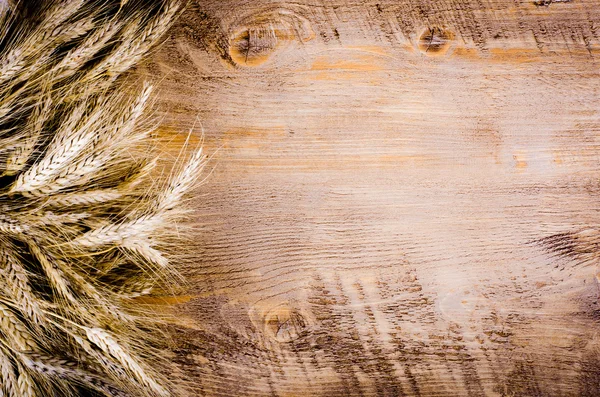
16, 367, 35, 397
0, 215, 28, 234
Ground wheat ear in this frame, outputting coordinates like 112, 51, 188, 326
0, 304, 37, 351
0, 348, 18, 397
0, 248, 43, 324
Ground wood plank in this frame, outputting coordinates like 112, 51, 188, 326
141, 0, 600, 395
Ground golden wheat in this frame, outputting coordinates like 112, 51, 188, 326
0, 1, 201, 396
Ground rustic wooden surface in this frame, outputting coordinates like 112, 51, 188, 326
141, 0, 600, 395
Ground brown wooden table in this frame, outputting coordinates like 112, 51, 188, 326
141, 1, 600, 395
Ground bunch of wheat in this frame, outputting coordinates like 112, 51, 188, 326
0, 1, 202, 396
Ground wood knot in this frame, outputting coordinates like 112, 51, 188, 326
230, 27, 279, 67
263, 306, 308, 342
533, 0, 571, 6
228, 8, 314, 67
418, 27, 454, 56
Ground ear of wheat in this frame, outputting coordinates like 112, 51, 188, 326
0, 1, 203, 396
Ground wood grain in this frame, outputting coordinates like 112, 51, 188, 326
140, 1, 600, 395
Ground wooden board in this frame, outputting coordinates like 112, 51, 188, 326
140, 0, 600, 395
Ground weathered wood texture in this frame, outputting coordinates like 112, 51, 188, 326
142, 1, 600, 395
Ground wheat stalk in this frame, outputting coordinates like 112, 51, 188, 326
0, 1, 201, 396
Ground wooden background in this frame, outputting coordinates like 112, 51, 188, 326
141, 0, 600, 395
